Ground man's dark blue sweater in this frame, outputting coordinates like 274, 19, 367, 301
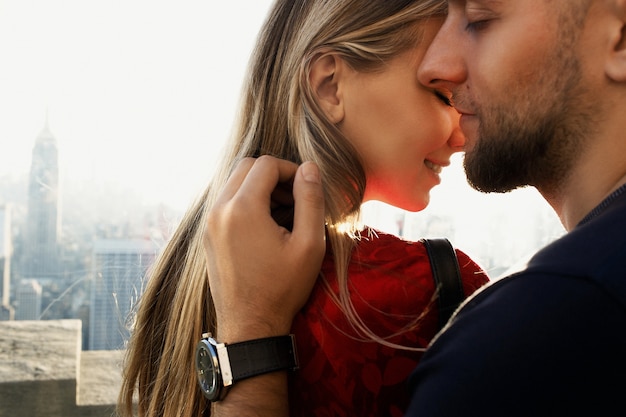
407, 185, 626, 417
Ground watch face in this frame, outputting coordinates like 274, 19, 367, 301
195, 339, 221, 401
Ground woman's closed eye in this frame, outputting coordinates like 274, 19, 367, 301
434, 90, 453, 107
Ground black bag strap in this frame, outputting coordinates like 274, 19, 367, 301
420, 238, 464, 330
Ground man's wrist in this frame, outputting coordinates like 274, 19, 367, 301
211, 372, 290, 417
216, 317, 294, 344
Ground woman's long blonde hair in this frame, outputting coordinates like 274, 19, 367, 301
118, 0, 446, 416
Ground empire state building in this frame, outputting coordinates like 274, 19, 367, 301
22, 119, 60, 280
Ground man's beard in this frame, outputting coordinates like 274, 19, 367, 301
463, 46, 595, 196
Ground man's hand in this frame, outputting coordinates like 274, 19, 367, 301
204, 156, 326, 342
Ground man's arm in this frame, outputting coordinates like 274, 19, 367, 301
203, 156, 326, 416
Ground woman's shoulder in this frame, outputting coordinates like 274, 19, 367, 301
351, 227, 489, 293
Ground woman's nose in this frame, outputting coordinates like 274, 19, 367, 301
447, 113, 466, 151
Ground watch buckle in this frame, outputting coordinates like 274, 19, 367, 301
216, 342, 233, 386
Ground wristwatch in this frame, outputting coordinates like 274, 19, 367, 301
195, 333, 299, 402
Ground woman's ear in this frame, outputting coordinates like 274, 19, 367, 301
309, 52, 345, 124
605, 1, 626, 82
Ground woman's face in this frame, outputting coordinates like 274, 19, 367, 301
339, 19, 464, 212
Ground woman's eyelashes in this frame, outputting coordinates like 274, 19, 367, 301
434, 90, 453, 107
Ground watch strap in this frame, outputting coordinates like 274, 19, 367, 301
226, 334, 298, 384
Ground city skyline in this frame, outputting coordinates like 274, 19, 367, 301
0, 110, 166, 339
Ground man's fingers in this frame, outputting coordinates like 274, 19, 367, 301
213, 156, 323, 241
237, 156, 299, 204
291, 161, 326, 254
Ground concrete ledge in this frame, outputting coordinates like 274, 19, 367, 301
0, 320, 127, 417
0, 319, 80, 383
79, 350, 125, 406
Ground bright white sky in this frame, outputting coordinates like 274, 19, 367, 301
0, 0, 564, 271
0, 0, 274, 209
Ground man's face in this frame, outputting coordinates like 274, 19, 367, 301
418, 0, 597, 194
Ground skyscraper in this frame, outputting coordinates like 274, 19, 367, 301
89, 238, 157, 350
21, 118, 60, 280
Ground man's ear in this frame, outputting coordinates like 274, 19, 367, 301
605, 0, 626, 81
308, 52, 345, 124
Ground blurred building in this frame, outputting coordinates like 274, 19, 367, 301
89, 238, 157, 350
0, 204, 13, 319
15, 279, 42, 320
21, 119, 61, 281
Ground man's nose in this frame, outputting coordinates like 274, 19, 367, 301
417, 16, 467, 92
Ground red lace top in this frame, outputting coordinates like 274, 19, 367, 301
289, 229, 488, 417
